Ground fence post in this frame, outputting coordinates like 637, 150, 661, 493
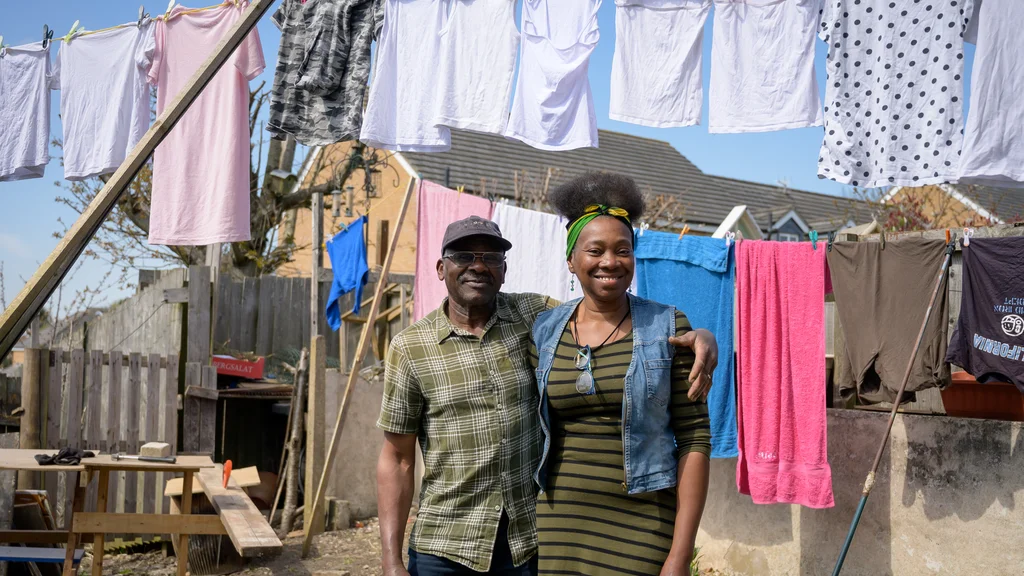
304, 335, 327, 537
17, 348, 43, 489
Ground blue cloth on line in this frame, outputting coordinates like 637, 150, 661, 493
636, 232, 737, 459
325, 216, 369, 332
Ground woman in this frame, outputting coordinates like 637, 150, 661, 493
530, 173, 712, 576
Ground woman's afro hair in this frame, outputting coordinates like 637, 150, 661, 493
548, 172, 645, 223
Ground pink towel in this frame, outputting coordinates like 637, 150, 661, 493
413, 180, 493, 321
736, 240, 834, 509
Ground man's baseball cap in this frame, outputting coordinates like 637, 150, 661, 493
441, 216, 513, 252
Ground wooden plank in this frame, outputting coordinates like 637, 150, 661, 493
62, 350, 85, 524
91, 469, 110, 576
184, 386, 218, 401
44, 350, 62, 505
159, 354, 180, 516
302, 176, 418, 557
0, 433, 17, 576
143, 354, 162, 518
178, 472, 193, 576
72, 512, 226, 536
271, 278, 290, 353
0, 449, 84, 472
124, 353, 142, 516
164, 466, 260, 496
214, 273, 232, 349
304, 336, 326, 537
0, 0, 280, 360
227, 279, 244, 351
0, 546, 84, 564
104, 351, 122, 519
255, 276, 274, 356
200, 366, 218, 455
299, 278, 311, 348
57, 351, 168, 368
239, 277, 259, 351
163, 288, 189, 304
84, 351, 104, 512
0, 531, 71, 544
195, 466, 282, 558
182, 363, 202, 453
187, 266, 213, 365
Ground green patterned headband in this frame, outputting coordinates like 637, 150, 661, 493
565, 205, 632, 259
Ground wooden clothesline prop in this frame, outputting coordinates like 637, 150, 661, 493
0, 0, 277, 360
301, 176, 418, 557
831, 230, 957, 576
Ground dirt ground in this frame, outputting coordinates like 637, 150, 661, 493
80, 518, 721, 575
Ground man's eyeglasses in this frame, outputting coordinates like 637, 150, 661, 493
444, 251, 506, 268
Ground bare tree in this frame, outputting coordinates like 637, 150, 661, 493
854, 185, 1003, 233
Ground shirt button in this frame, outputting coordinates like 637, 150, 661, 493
501, 438, 508, 445
494, 505, 501, 512
496, 403, 503, 410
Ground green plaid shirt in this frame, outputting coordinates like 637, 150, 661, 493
378, 292, 556, 571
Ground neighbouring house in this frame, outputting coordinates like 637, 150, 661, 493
278, 129, 872, 277
882, 183, 1024, 229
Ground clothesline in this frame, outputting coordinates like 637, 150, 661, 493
48, 0, 238, 44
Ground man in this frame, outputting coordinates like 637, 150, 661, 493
377, 216, 717, 576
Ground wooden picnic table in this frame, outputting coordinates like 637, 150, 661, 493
0, 449, 217, 576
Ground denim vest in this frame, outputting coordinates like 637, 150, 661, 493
532, 293, 678, 495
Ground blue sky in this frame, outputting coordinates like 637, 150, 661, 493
0, 0, 976, 309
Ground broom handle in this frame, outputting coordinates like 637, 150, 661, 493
832, 233, 955, 576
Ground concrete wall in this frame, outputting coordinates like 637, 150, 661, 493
697, 409, 1024, 575
324, 369, 423, 519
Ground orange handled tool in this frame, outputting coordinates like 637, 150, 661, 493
223, 460, 233, 488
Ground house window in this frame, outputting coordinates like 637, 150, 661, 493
778, 232, 801, 242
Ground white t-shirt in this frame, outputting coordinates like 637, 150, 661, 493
505, 0, 602, 151
958, 0, 1024, 187
0, 43, 52, 182
360, 0, 451, 152
432, 0, 519, 135
818, 0, 974, 188
709, 0, 822, 133
610, 0, 710, 128
52, 23, 155, 181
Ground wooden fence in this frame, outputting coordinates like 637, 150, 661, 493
213, 271, 414, 367
0, 375, 20, 428
28, 349, 179, 529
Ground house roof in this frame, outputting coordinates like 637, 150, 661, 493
400, 129, 869, 232
957, 185, 1024, 223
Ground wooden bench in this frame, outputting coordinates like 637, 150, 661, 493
0, 545, 85, 564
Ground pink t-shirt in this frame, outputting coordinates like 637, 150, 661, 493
147, 3, 265, 245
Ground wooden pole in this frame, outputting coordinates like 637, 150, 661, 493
311, 192, 324, 338
18, 349, 43, 489
301, 177, 418, 557
0, 0, 278, 359
304, 335, 326, 538
278, 349, 308, 537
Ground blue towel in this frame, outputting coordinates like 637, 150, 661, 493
636, 232, 737, 459
325, 216, 369, 331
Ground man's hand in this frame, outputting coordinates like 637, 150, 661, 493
668, 328, 718, 401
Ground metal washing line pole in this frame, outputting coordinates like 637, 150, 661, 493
831, 230, 957, 575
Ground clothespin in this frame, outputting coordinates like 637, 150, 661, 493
457, 185, 465, 197
42, 25, 53, 49
138, 6, 150, 27
809, 230, 819, 250
880, 231, 886, 250
638, 221, 650, 237
0, 36, 6, 56
962, 227, 974, 247
677, 224, 690, 240
827, 231, 836, 253
63, 20, 82, 44
725, 231, 736, 248
165, 0, 176, 19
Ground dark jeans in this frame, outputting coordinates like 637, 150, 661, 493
408, 514, 537, 576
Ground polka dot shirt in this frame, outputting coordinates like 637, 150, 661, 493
818, 0, 975, 188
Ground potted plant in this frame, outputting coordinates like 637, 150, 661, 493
940, 371, 1024, 421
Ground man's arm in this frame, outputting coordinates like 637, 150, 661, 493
377, 432, 418, 576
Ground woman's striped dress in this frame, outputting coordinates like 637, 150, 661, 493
530, 311, 712, 576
